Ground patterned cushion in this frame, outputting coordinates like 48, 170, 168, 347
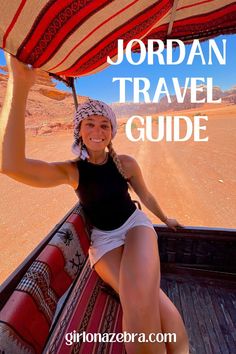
0, 322, 35, 354
0, 206, 90, 354
44, 259, 125, 354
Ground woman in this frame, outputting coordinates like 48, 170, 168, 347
0, 53, 189, 354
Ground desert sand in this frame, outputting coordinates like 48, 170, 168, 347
0, 104, 236, 284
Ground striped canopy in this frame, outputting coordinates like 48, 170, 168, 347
0, 0, 236, 77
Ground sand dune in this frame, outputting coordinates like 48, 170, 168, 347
0, 104, 236, 284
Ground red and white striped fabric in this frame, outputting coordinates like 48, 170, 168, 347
0, 0, 236, 77
143, 0, 236, 45
44, 260, 124, 354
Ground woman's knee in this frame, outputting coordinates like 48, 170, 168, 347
121, 275, 157, 299
119, 273, 160, 322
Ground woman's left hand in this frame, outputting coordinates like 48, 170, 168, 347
165, 218, 184, 231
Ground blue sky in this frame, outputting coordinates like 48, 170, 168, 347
0, 34, 235, 103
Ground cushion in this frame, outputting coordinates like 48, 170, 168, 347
0, 205, 90, 354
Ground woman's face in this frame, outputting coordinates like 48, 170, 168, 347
79, 115, 112, 152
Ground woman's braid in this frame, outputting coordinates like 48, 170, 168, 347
77, 136, 83, 160
107, 142, 127, 180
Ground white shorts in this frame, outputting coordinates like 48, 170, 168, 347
88, 208, 155, 268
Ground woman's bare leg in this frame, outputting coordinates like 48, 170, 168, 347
159, 289, 189, 354
94, 236, 189, 354
118, 226, 166, 354
94, 245, 124, 293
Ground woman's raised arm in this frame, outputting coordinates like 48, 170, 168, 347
0, 53, 78, 189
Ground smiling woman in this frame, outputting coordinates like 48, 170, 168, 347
80, 115, 112, 158
78, 116, 113, 162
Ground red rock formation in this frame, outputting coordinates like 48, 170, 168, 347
0, 67, 89, 135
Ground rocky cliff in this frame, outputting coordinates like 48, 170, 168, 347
0, 66, 88, 135
111, 86, 236, 118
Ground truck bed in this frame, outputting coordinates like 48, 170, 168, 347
161, 268, 236, 354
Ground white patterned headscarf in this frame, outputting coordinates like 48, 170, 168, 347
72, 99, 117, 159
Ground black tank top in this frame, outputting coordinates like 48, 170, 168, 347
75, 155, 136, 230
